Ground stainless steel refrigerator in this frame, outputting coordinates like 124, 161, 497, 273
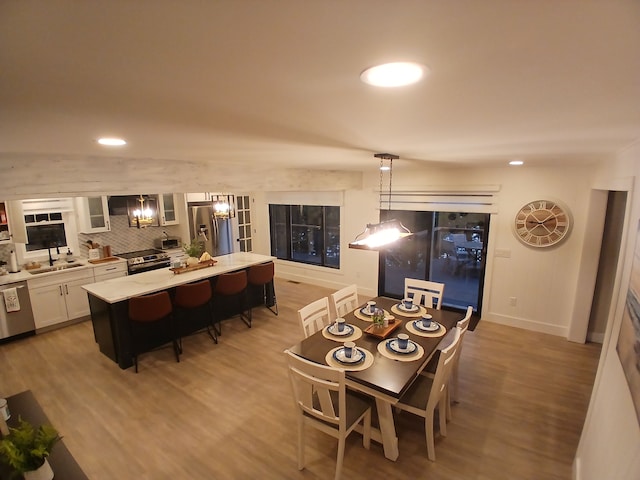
188, 203, 235, 257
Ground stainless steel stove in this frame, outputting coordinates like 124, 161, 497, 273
118, 249, 171, 275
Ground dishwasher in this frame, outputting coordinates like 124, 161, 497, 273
0, 280, 35, 340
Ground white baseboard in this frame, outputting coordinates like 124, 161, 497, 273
483, 312, 569, 337
275, 270, 377, 298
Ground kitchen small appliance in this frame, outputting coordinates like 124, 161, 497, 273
154, 236, 181, 250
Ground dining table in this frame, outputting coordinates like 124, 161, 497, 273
288, 296, 464, 461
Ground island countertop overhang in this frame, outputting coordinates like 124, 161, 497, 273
83, 252, 276, 303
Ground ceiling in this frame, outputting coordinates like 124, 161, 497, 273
1, 0, 639, 172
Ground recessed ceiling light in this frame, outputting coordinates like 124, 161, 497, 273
97, 137, 127, 146
360, 62, 428, 87
509, 160, 524, 166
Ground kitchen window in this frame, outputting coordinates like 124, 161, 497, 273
269, 204, 340, 268
24, 212, 68, 252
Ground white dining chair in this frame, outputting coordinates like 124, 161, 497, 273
284, 349, 372, 480
422, 305, 473, 421
330, 284, 359, 318
404, 278, 445, 310
297, 297, 331, 338
449, 305, 473, 403
395, 327, 461, 461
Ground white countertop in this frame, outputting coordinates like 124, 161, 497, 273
0, 257, 127, 286
82, 252, 276, 304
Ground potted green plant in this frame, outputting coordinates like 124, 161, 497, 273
183, 240, 203, 266
0, 417, 61, 480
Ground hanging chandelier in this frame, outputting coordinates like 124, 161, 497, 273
348, 153, 413, 250
213, 194, 235, 219
130, 194, 156, 228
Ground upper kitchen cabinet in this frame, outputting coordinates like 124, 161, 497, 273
158, 193, 179, 225
186, 192, 214, 203
0, 201, 27, 244
75, 196, 110, 233
0, 202, 10, 243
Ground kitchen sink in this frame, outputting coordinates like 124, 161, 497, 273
28, 263, 86, 275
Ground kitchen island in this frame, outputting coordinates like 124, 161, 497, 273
83, 252, 276, 369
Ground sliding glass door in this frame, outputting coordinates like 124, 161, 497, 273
378, 210, 489, 313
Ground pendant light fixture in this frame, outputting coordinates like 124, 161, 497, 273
348, 153, 413, 250
129, 194, 157, 228
213, 194, 236, 219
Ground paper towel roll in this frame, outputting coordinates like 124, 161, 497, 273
9, 250, 18, 273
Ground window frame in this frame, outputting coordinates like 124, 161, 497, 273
269, 204, 340, 269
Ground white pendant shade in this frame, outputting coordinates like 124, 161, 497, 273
349, 219, 413, 250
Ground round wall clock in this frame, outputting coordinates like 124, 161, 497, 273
513, 199, 571, 248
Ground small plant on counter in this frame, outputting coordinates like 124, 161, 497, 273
183, 240, 203, 259
0, 417, 61, 474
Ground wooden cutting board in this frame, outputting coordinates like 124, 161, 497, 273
88, 257, 122, 264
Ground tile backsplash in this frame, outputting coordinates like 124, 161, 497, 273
77, 215, 183, 255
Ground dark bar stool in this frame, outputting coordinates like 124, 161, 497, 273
128, 291, 179, 373
247, 261, 278, 317
213, 270, 251, 332
173, 279, 218, 345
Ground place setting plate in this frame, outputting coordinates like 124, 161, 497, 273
390, 303, 426, 317
397, 303, 420, 313
412, 317, 440, 332
333, 346, 365, 364
359, 306, 376, 316
325, 346, 373, 371
377, 337, 424, 362
386, 338, 418, 355
322, 323, 362, 341
405, 319, 446, 338
327, 323, 355, 336
354, 306, 390, 322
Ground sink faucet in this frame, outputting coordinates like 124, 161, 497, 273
48, 244, 60, 266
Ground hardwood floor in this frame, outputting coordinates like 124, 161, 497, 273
0, 279, 601, 479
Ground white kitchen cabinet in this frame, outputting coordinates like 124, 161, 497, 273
5, 200, 27, 244
185, 192, 213, 203
0, 200, 26, 244
75, 196, 110, 233
158, 193, 179, 225
28, 268, 94, 329
0, 201, 11, 244
64, 277, 94, 319
93, 261, 127, 282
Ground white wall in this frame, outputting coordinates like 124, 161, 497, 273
574, 142, 640, 480
251, 187, 381, 298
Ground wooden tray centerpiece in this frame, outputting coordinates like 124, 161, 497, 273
364, 319, 401, 339
170, 259, 217, 274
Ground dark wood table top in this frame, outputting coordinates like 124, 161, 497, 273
289, 297, 463, 400
0, 391, 89, 480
